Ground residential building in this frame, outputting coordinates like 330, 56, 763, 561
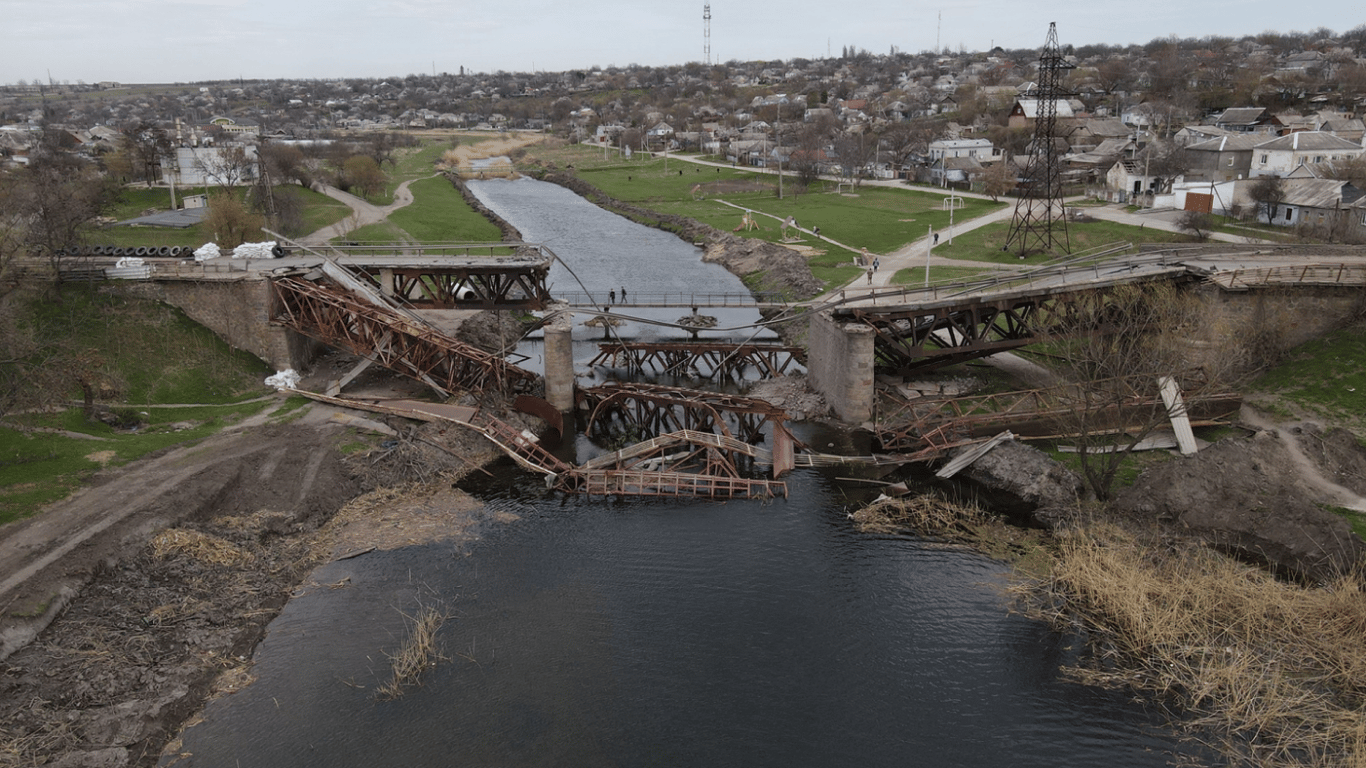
1250, 131, 1366, 177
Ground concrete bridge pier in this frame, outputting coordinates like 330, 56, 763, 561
806, 311, 876, 424
542, 310, 576, 413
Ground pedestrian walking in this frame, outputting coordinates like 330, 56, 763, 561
609, 289, 616, 303
621, 286, 627, 301
874, 257, 880, 271
933, 233, 939, 245
866, 268, 873, 285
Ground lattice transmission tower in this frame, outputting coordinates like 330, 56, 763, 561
703, 4, 712, 65
1004, 22, 1074, 259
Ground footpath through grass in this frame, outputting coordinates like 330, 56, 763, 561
532, 145, 1007, 291
0, 288, 281, 526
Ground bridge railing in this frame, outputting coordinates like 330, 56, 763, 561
554, 291, 786, 307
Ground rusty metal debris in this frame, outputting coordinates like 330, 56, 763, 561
271, 276, 537, 399
577, 382, 792, 449
840, 287, 1131, 374
587, 342, 804, 381
875, 377, 1241, 454
344, 261, 552, 310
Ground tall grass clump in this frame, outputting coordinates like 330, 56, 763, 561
375, 604, 450, 700
1013, 524, 1366, 767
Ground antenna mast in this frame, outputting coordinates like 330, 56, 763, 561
703, 4, 712, 65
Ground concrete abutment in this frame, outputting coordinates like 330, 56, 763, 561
806, 311, 876, 424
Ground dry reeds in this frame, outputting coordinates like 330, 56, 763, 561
850, 493, 989, 535
374, 605, 450, 701
149, 529, 253, 566
1013, 524, 1366, 767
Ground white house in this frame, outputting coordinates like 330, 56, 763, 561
1250, 131, 1365, 177
161, 145, 259, 187
927, 138, 994, 162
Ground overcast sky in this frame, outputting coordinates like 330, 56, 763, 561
0, 0, 1355, 85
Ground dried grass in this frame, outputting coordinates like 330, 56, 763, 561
374, 605, 449, 701
149, 529, 253, 566
850, 493, 990, 535
1013, 523, 1366, 767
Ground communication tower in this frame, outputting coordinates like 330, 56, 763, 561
1004, 22, 1074, 258
704, 4, 712, 65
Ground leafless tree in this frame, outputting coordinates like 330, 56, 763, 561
1177, 210, 1215, 240
1249, 175, 1286, 224
1044, 282, 1249, 499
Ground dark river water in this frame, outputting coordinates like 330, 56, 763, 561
166, 177, 1192, 767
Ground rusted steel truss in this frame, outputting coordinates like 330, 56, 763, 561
876, 377, 1242, 453
346, 263, 552, 310
845, 291, 1113, 374
588, 342, 804, 380
271, 276, 537, 398
556, 430, 788, 498
578, 382, 791, 449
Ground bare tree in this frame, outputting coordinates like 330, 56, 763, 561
203, 189, 264, 248
981, 159, 1017, 201
1045, 282, 1248, 499
1177, 210, 1215, 240
16, 129, 113, 280
1249, 175, 1286, 224
196, 145, 257, 188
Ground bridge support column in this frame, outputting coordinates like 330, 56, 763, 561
807, 311, 875, 424
543, 310, 576, 413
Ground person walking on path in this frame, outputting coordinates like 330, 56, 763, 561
609, 289, 616, 304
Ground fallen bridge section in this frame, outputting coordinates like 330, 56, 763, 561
876, 377, 1242, 454
271, 276, 537, 399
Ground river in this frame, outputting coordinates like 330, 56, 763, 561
165, 176, 1194, 767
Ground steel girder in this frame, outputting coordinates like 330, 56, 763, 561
351, 263, 552, 310
271, 276, 537, 397
846, 290, 1113, 374
587, 342, 805, 380
578, 382, 791, 448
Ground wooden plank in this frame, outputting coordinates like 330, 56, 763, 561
1158, 376, 1198, 455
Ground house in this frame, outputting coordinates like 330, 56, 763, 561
1212, 107, 1281, 134
927, 138, 994, 162
1182, 134, 1263, 182
161, 145, 259, 187
1259, 178, 1365, 233
1250, 131, 1366, 177
1007, 98, 1075, 129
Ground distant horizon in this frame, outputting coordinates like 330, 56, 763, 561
1, 0, 1358, 86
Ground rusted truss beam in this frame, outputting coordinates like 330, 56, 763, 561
271, 276, 537, 397
557, 430, 787, 498
346, 264, 552, 310
848, 291, 1113, 374
577, 382, 791, 448
588, 342, 805, 380
876, 378, 1242, 452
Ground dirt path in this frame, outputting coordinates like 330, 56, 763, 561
0, 401, 350, 659
1239, 406, 1366, 512
300, 175, 435, 245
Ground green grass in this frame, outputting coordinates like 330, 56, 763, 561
1249, 322, 1366, 423
1324, 505, 1366, 541
891, 265, 994, 286
292, 185, 352, 236
554, 155, 1008, 291
26, 291, 272, 405
925, 218, 1186, 264
372, 138, 456, 205
0, 400, 274, 526
388, 176, 502, 241
0, 287, 281, 524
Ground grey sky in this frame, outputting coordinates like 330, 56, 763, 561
0, 0, 1354, 84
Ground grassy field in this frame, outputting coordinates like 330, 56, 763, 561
523, 145, 1008, 290
1247, 321, 1366, 428
95, 183, 352, 248
372, 138, 454, 205
338, 175, 501, 244
925, 217, 1188, 264
0, 288, 282, 525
